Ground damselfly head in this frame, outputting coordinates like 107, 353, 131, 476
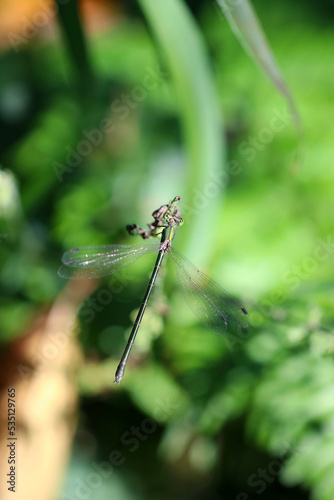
164, 196, 182, 227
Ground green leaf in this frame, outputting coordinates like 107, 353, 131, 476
55, 0, 95, 97
138, 0, 225, 266
215, 0, 303, 168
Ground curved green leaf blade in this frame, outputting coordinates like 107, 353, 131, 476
216, 0, 303, 167
138, 0, 225, 265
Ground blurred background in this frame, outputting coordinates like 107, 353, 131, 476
0, 0, 333, 499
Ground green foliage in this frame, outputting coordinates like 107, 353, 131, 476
0, 0, 333, 499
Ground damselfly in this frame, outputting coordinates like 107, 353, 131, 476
58, 197, 249, 383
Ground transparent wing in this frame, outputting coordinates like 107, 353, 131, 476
168, 248, 249, 336
58, 242, 160, 279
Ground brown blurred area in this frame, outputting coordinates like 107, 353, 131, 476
0, 0, 121, 52
0, 281, 95, 500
